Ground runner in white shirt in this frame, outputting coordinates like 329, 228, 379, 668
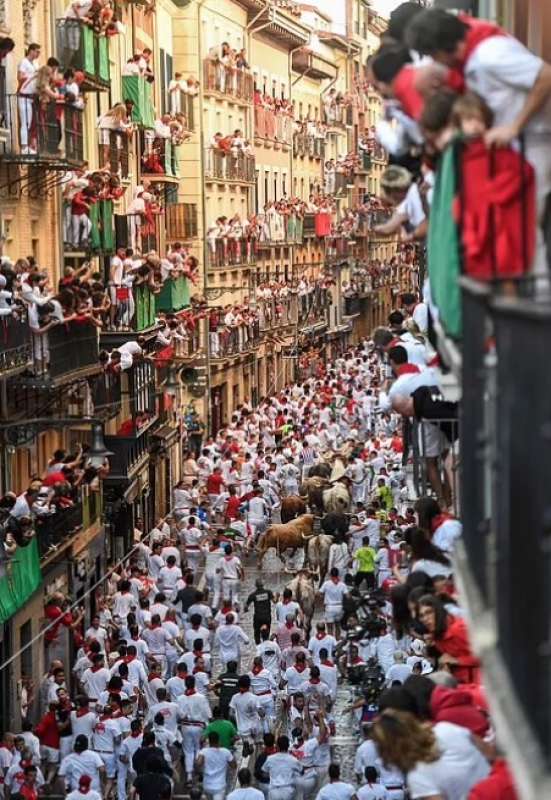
177, 676, 212, 783
217, 545, 243, 605
319, 570, 348, 637
264, 736, 302, 800
58, 737, 105, 793
315, 763, 358, 800
91, 707, 121, 794
229, 676, 262, 753
308, 624, 337, 665
227, 768, 265, 800
214, 614, 250, 670
196, 733, 236, 799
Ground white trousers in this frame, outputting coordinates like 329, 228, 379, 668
182, 725, 202, 776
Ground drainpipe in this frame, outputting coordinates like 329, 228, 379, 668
196, 0, 211, 435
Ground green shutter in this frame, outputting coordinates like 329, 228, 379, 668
0, 540, 42, 625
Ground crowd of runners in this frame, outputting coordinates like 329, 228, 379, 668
0, 294, 515, 800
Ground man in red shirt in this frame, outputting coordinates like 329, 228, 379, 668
206, 467, 225, 503
224, 486, 242, 523
35, 705, 61, 784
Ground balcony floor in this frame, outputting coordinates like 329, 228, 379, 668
15, 362, 101, 389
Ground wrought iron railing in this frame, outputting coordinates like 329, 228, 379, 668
3, 94, 84, 164
203, 59, 254, 103
204, 147, 255, 182
56, 19, 110, 88
207, 237, 257, 268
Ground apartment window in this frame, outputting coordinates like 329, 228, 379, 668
299, 102, 303, 118
264, 170, 269, 203
282, 173, 287, 197
273, 173, 278, 199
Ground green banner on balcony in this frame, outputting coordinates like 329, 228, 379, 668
156, 276, 189, 313
122, 76, 155, 129
82, 25, 95, 76
428, 142, 461, 338
98, 36, 110, 83
135, 285, 156, 330
0, 539, 42, 625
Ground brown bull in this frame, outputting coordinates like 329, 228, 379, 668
257, 514, 315, 567
281, 495, 307, 524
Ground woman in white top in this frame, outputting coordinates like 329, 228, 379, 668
408, 528, 453, 579
371, 709, 489, 800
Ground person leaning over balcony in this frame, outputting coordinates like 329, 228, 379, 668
407, 8, 551, 275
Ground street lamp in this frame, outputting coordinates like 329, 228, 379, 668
87, 423, 114, 469
163, 365, 181, 397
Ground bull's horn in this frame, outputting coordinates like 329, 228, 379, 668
301, 532, 315, 541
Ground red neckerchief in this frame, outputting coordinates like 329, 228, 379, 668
282, 598, 290, 605
185, 689, 196, 696
265, 746, 277, 756
193, 649, 203, 658
395, 364, 420, 376
321, 659, 334, 667
251, 664, 263, 675
79, 788, 90, 796
316, 633, 326, 641
220, 606, 232, 615
352, 656, 364, 665
285, 621, 294, 630
330, 576, 340, 585
91, 664, 103, 673
150, 623, 160, 630
123, 655, 135, 664
99, 714, 111, 722
238, 687, 249, 694
148, 673, 159, 682
131, 731, 142, 738
310, 678, 320, 685
431, 513, 454, 533
76, 708, 90, 717
294, 663, 307, 673
457, 13, 507, 69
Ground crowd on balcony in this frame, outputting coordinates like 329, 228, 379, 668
0, 443, 107, 563
254, 91, 294, 143
62, 0, 122, 36
1, 42, 87, 156
368, 3, 551, 324
62, 165, 126, 250
324, 153, 360, 194
121, 49, 154, 80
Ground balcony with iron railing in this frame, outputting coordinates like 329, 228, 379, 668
207, 237, 257, 269
254, 107, 293, 149
0, 316, 32, 377
325, 236, 352, 262
103, 282, 158, 333
209, 324, 261, 359
121, 213, 162, 256
204, 147, 255, 184
104, 430, 150, 483
257, 216, 303, 248
91, 370, 122, 420
169, 91, 195, 133
1, 95, 84, 167
17, 319, 100, 388
322, 104, 347, 130
56, 19, 110, 90
258, 298, 297, 330
165, 203, 198, 241
202, 59, 254, 104
98, 130, 131, 180
139, 130, 179, 181
293, 133, 325, 160
35, 486, 103, 561
173, 331, 202, 360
